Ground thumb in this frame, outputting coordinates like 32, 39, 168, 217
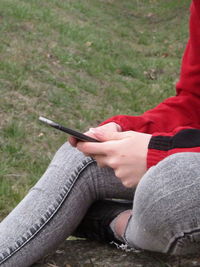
89, 128, 126, 142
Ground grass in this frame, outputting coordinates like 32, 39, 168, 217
0, 0, 191, 219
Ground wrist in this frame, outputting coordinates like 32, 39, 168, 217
140, 133, 152, 171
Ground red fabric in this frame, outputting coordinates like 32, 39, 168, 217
100, 1, 200, 168
147, 126, 200, 168
150, 125, 198, 137
147, 147, 200, 169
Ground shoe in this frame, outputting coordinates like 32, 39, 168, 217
73, 199, 132, 244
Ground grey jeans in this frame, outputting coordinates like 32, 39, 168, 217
1, 143, 200, 266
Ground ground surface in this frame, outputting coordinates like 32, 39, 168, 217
32, 240, 200, 267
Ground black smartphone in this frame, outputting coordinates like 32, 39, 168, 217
39, 116, 100, 142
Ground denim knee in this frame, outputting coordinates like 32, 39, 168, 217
124, 153, 200, 255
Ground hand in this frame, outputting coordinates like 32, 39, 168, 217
77, 129, 152, 188
68, 122, 122, 147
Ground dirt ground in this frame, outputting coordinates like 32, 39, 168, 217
32, 239, 200, 267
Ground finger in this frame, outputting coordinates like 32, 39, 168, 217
92, 154, 109, 168
84, 129, 98, 138
122, 181, 134, 188
96, 122, 122, 132
68, 136, 78, 147
77, 141, 111, 155
90, 129, 134, 142
114, 169, 135, 188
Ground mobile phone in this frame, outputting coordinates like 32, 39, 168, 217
39, 116, 100, 142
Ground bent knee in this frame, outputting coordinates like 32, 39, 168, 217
125, 153, 200, 254
133, 152, 200, 214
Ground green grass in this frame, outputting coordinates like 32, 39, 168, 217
0, 0, 191, 219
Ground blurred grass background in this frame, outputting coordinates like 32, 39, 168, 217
0, 0, 191, 220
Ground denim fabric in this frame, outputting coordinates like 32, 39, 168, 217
0, 143, 132, 266
124, 152, 200, 255
1, 144, 200, 266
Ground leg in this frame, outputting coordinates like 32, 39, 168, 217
0, 143, 133, 266
124, 152, 200, 255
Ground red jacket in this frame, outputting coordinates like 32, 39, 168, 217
101, 0, 200, 169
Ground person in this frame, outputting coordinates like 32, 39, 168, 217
1, 0, 200, 266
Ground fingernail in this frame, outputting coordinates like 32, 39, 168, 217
89, 128, 96, 133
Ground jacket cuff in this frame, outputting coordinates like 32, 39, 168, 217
148, 135, 172, 151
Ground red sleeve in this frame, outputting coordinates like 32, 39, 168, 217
101, 0, 200, 134
147, 126, 200, 168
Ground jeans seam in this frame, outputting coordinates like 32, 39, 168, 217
0, 158, 95, 265
166, 226, 200, 254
